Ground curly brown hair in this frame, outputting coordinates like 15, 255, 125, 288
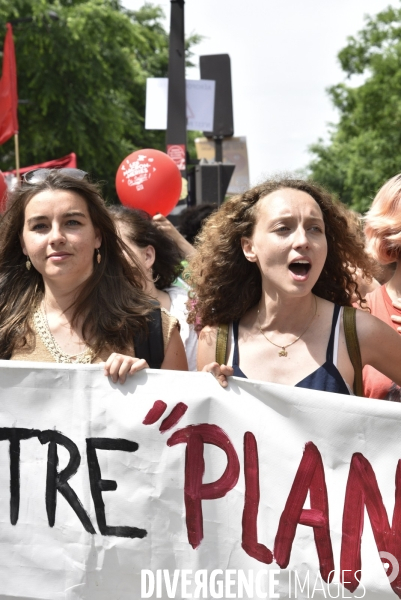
187, 178, 373, 327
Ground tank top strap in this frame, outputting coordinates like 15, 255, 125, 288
232, 321, 240, 367
326, 304, 341, 364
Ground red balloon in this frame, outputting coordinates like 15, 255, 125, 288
0, 171, 7, 213
115, 149, 182, 216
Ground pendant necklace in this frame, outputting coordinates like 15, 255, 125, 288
257, 296, 318, 357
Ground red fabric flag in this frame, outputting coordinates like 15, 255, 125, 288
0, 23, 18, 145
2, 152, 77, 177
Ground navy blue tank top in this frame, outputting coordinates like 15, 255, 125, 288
232, 304, 350, 395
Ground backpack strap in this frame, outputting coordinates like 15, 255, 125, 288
133, 307, 164, 369
343, 306, 364, 397
215, 324, 229, 365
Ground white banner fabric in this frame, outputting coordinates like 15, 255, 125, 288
0, 362, 401, 600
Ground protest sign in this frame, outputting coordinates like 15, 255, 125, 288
0, 361, 400, 599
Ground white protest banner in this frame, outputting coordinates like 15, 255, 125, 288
145, 78, 215, 131
1, 361, 401, 600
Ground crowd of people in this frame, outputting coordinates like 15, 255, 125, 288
1, 167, 400, 400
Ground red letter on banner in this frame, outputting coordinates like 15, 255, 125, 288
167, 424, 240, 549
341, 454, 401, 598
242, 431, 273, 564
274, 442, 334, 582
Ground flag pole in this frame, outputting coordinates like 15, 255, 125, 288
14, 132, 20, 183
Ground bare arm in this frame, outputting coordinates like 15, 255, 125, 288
357, 309, 401, 386
197, 326, 218, 369
103, 326, 188, 382
197, 326, 233, 387
161, 326, 188, 370
152, 213, 196, 259
390, 298, 401, 333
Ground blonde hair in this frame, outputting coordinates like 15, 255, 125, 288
365, 174, 401, 264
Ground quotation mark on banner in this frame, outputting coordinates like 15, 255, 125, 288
143, 400, 188, 432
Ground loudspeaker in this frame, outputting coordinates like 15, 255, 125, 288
200, 54, 234, 138
195, 163, 235, 206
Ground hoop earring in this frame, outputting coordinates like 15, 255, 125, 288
96, 249, 101, 264
25, 257, 31, 271
152, 272, 160, 283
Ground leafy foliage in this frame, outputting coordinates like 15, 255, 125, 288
308, 4, 401, 212
0, 0, 200, 201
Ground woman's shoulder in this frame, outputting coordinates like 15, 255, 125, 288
199, 324, 219, 337
160, 307, 180, 345
354, 301, 395, 344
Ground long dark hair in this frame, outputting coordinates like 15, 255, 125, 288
0, 171, 154, 358
109, 205, 184, 290
187, 178, 374, 327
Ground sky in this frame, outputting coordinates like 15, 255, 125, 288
123, 0, 400, 185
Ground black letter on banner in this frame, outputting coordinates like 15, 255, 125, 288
86, 438, 147, 538
39, 430, 95, 534
0, 427, 40, 525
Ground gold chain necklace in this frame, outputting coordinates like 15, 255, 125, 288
257, 295, 318, 357
33, 303, 93, 364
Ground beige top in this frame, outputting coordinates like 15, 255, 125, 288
11, 308, 178, 363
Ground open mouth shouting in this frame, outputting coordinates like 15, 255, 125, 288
288, 259, 311, 280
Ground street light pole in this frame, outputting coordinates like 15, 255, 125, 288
166, 0, 187, 214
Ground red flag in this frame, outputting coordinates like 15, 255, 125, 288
2, 152, 78, 177
0, 23, 18, 145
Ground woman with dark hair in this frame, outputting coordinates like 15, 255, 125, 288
188, 178, 401, 395
110, 205, 197, 370
0, 169, 187, 379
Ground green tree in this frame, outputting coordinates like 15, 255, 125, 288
0, 0, 199, 201
308, 3, 401, 212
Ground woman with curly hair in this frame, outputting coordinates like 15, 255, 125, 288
110, 205, 197, 370
363, 174, 401, 400
0, 169, 187, 380
188, 178, 401, 395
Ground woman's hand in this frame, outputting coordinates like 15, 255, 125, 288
103, 353, 148, 384
391, 298, 401, 333
152, 213, 195, 259
197, 326, 232, 386
202, 362, 234, 388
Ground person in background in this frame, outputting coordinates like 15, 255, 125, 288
177, 204, 217, 246
152, 213, 196, 260
0, 169, 187, 378
343, 209, 380, 299
110, 205, 198, 371
151, 204, 217, 260
363, 174, 401, 400
188, 178, 401, 396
